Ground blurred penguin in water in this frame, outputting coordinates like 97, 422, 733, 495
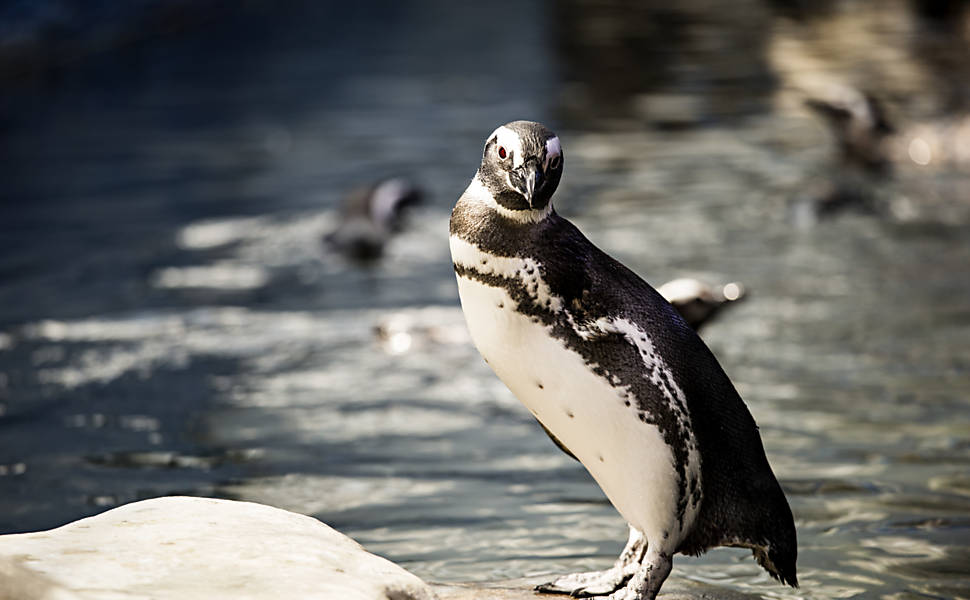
795, 86, 895, 223
799, 83, 970, 224
324, 178, 423, 261
657, 278, 746, 331
805, 88, 895, 175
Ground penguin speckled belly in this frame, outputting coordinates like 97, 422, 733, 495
449, 121, 797, 600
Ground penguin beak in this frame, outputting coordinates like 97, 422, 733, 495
517, 161, 544, 208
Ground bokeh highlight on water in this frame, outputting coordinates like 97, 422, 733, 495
1, 1, 969, 598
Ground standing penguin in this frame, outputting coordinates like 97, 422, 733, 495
449, 121, 797, 600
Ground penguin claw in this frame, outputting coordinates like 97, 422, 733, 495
534, 581, 572, 595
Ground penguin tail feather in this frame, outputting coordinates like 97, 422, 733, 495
754, 544, 798, 588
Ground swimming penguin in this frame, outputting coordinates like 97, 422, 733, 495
805, 87, 895, 176
656, 278, 746, 331
449, 121, 797, 599
794, 87, 895, 223
324, 177, 423, 261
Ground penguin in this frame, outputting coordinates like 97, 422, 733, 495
656, 278, 746, 331
324, 177, 423, 261
804, 87, 895, 176
449, 121, 797, 600
793, 87, 895, 223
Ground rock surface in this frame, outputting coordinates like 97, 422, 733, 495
0, 496, 436, 600
0, 496, 764, 600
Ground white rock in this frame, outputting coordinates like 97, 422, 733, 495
0, 496, 437, 600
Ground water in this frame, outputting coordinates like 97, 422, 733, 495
2, 2, 969, 598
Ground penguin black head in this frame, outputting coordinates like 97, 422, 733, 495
476, 120, 563, 214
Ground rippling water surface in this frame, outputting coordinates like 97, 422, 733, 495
1, 2, 969, 598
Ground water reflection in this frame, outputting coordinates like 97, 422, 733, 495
1, 1, 969, 599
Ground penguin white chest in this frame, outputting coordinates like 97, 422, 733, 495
453, 268, 692, 544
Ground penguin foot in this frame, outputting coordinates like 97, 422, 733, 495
535, 566, 633, 597
536, 526, 646, 597
604, 548, 672, 600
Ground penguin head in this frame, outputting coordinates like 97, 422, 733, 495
477, 121, 563, 214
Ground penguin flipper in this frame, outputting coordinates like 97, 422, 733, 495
537, 420, 579, 462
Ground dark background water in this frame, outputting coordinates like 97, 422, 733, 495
2, 1, 969, 598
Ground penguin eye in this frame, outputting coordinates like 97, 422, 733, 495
549, 155, 561, 170
498, 146, 508, 160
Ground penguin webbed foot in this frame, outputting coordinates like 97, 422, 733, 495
535, 566, 633, 597
536, 526, 646, 597
537, 545, 672, 600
